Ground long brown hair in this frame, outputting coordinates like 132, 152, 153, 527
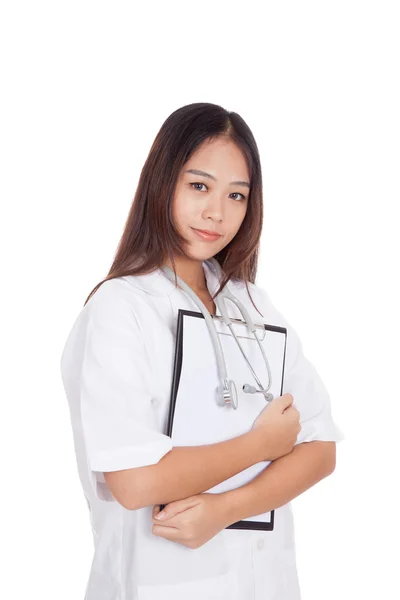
83, 102, 264, 315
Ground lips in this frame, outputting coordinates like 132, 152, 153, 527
191, 228, 222, 241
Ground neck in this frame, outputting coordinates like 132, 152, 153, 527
163, 256, 209, 294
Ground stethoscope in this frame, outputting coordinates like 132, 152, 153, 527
161, 257, 274, 410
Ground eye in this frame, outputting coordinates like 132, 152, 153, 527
190, 182, 247, 201
230, 192, 247, 202
190, 182, 207, 192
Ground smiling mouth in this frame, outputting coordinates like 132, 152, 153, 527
191, 228, 222, 241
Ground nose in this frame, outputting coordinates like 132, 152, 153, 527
201, 193, 224, 222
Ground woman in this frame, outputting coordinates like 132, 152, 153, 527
60, 102, 344, 600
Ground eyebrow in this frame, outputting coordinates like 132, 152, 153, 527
184, 168, 250, 189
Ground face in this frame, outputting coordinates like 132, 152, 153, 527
172, 137, 250, 262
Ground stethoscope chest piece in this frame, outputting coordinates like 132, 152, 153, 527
217, 378, 239, 410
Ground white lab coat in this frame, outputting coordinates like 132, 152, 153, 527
60, 259, 344, 600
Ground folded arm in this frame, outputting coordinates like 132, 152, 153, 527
220, 440, 336, 524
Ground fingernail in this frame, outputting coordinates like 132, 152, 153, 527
155, 511, 166, 520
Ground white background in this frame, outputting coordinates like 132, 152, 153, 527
1, 1, 399, 598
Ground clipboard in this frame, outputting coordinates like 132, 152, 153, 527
162, 309, 287, 531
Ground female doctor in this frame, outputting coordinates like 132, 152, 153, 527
60, 102, 344, 600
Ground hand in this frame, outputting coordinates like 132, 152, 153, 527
152, 493, 230, 549
252, 393, 301, 460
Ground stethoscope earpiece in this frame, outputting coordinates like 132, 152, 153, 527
243, 383, 255, 393
243, 384, 274, 402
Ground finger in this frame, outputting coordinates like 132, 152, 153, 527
152, 508, 195, 528
154, 497, 201, 521
152, 523, 181, 542
153, 512, 180, 526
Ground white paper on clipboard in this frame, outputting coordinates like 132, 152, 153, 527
167, 309, 287, 529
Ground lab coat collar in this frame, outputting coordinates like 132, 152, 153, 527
124, 258, 224, 298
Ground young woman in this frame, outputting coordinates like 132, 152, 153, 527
60, 102, 344, 600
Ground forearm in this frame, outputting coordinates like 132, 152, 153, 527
221, 441, 336, 524
124, 429, 264, 510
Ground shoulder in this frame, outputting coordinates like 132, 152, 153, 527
228, 278, 273, 316
61, 277, 153, 379
84, 276, 150, 318
229, 276, 269, 298
230, 278, 298, 340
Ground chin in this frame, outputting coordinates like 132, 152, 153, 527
183, 246, 216, 262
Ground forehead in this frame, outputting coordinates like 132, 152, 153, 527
181, 140, 250, 182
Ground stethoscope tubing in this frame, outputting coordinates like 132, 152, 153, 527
161, 258, 273, 409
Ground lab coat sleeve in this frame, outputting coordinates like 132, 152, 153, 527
258, 288, 345, 445
79, 280, 173, 502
